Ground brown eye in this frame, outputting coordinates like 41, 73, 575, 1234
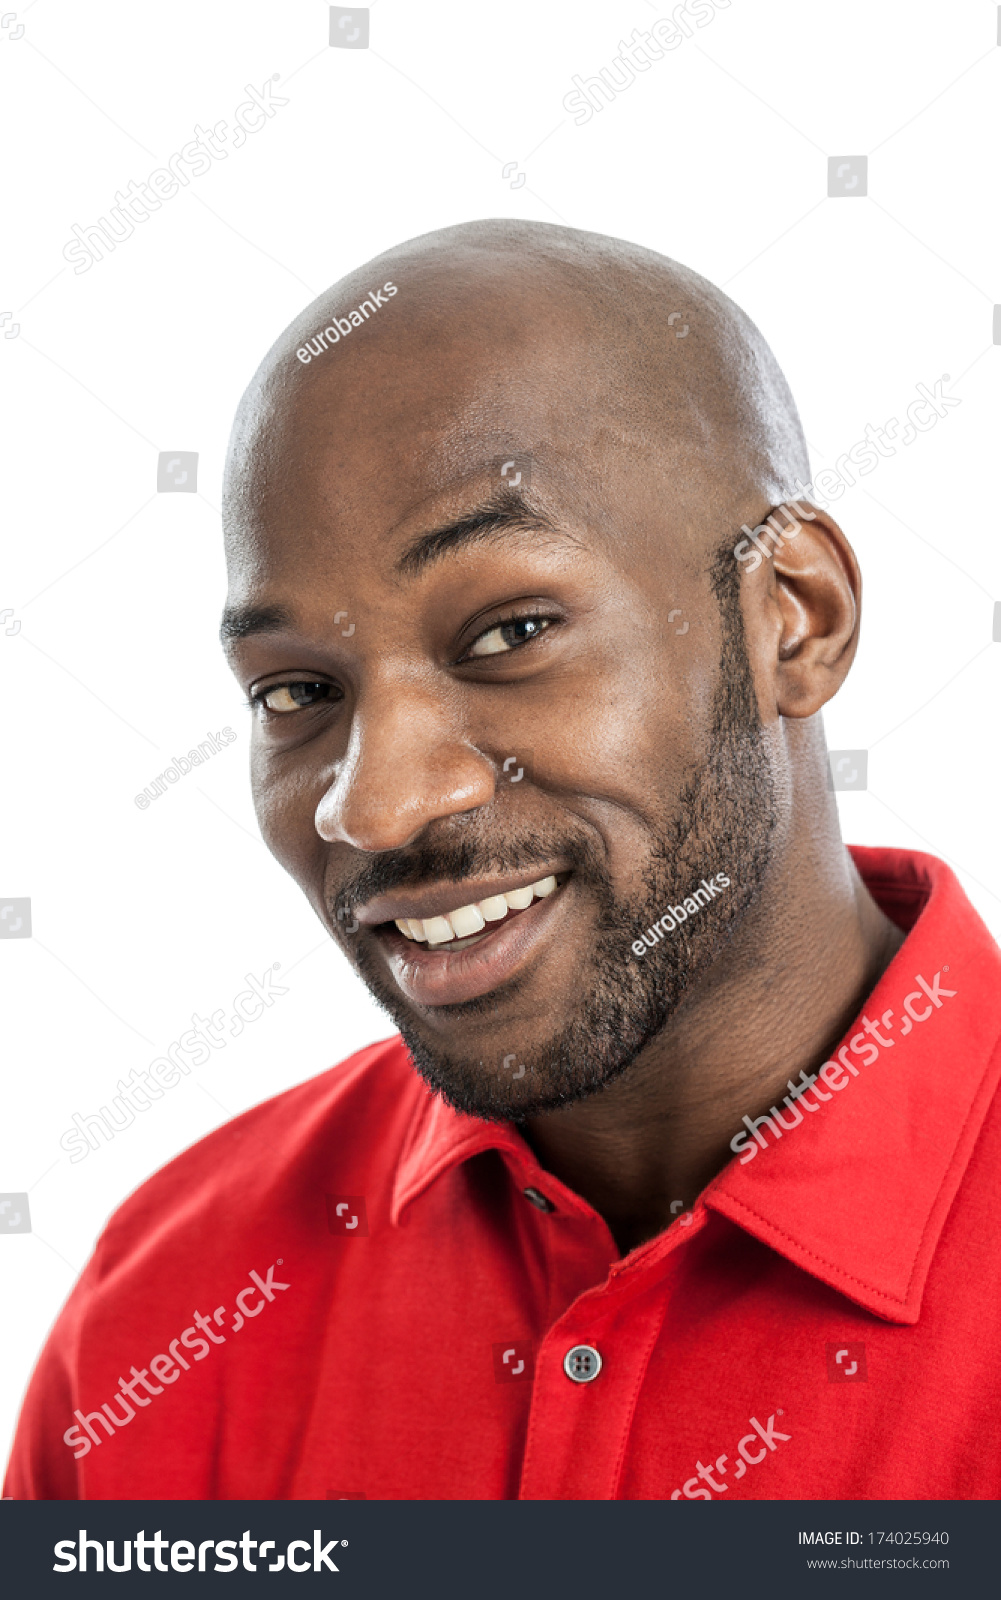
256, 681, 334, 714
466, 617, 550, 658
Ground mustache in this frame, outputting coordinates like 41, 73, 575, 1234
330, 828, 602, 921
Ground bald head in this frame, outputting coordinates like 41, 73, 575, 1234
223, 219, 808, 563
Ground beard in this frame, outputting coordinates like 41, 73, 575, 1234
343, 547, 779, 1121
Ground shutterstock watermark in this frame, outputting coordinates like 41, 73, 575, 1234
670, 1409, 791, 1499
564, 2, 730, 124
734, 375, 961, 572
135, 727, 236, 809
62, 77, 288, 275
729, 969, 956, 1164
58, 966, 288, 1163
295, 282, 398, 364
62, 1263, 290, 1461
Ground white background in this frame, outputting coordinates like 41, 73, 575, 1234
2, 0, 999, 1465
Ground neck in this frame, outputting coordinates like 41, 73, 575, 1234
522, 833, 906, 1257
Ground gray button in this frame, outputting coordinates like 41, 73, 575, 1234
523, 1187, 554, 1212
564, 1344, 602, 1383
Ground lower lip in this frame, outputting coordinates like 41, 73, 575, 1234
379, 886, 570, 1007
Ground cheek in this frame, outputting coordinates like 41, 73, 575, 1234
516, 665, 700, 889
538, 645, 673, 755
559, 655, 705, 808
250, 747, 324, 882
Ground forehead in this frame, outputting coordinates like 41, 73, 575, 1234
245, 296, 599, 501
223, 271, 719, 601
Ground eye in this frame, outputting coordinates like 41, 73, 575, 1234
250, 680, 337, 715
464, 615, 552, 659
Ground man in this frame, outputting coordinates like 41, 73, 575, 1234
7, 221, 1000, 1500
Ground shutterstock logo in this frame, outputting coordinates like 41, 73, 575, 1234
492, 1340, 535, 1382
53, 1526, 343, 1573
330, 6, 369, 48
325, 1195, 369, 1235
157, 451, 198, 492
827, 1342, 867, 1383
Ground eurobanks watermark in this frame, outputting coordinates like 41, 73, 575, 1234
564, 1, 730, 124
62, 77, 288, 275
62, 1263, 290, 1462
632, 872, 730, 956
54, 1526, 343, 1574
135, 726, 236, 809
58, 966, 288, 1163
295, 281, 398, 364
734, 375, 961, 572
729, 968, 956, 1164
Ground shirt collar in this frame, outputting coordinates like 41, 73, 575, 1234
708, 846, 1001, 1323
392, 1091, 524, 1224
392, 848, 1001, 1324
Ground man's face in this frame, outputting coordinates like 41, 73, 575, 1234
223, 285, 777, 1118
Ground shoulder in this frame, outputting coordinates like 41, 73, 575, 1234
93, 1032, 421, 1278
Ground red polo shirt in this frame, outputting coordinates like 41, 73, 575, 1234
6, 846, 1001, 1501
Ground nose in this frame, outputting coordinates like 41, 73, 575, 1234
314, 682, 498, 853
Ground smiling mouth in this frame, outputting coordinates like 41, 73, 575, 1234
377, 873, 565, 953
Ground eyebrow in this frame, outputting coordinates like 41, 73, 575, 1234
219, 602, 297, 642
219, 492, 569, 641
394, 491, 563, 579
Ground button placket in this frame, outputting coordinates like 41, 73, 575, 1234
519, 1263, 673, 1499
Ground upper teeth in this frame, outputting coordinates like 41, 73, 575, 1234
394, 876, 558, 945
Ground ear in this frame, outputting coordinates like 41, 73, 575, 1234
740, 504, 861, 719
